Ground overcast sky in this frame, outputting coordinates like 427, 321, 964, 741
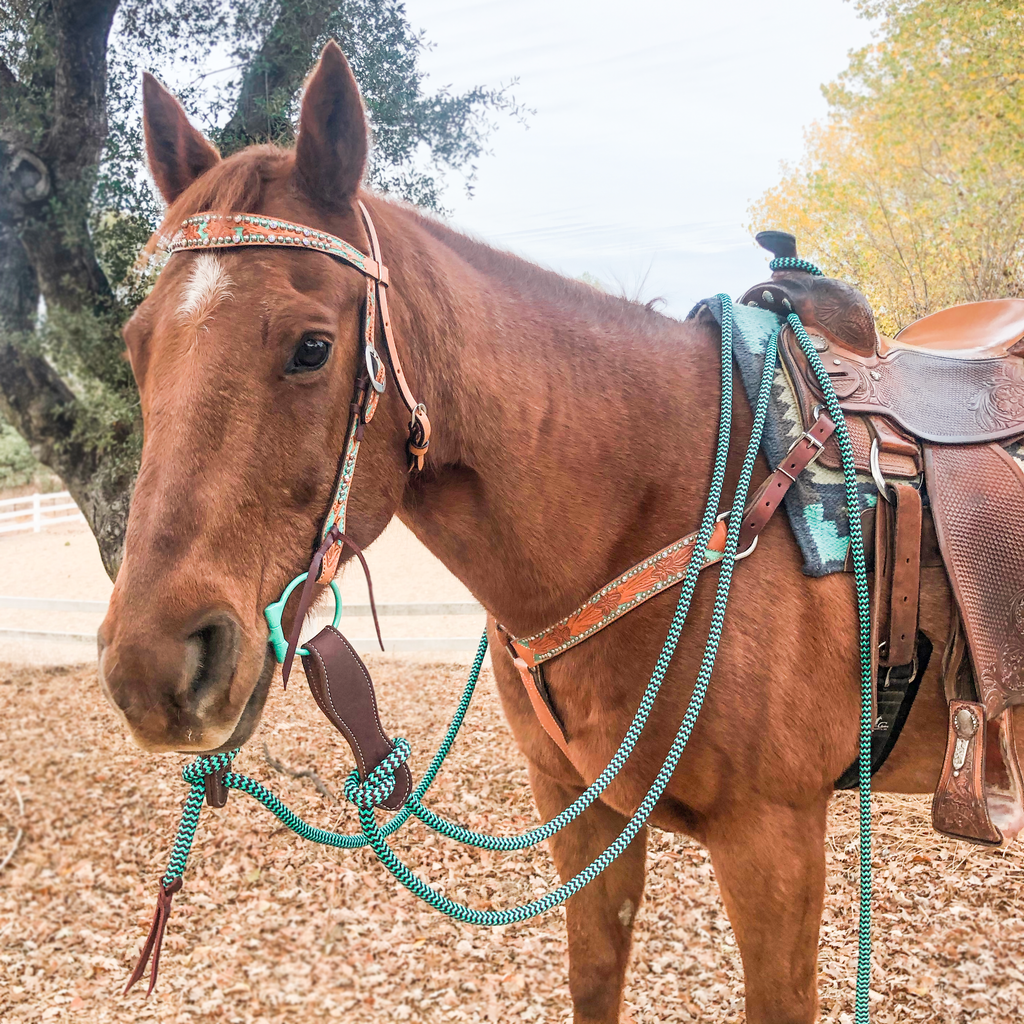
400, 0, 876, 317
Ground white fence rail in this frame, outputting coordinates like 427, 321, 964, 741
0, 491, 84, 535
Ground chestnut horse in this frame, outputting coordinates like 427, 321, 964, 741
98, 41, 1011, 1023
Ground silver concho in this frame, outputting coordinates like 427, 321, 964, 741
951, 707, 979, 772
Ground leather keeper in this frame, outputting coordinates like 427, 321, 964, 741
302, 626, 412, 810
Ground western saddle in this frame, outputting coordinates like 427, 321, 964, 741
744, 231, 1024, 846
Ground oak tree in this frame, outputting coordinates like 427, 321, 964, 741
0, 0, 519, 573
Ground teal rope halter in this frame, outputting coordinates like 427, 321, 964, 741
147, 289, 875, 1021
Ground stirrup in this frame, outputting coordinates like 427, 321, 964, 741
931, 700, 1003, 846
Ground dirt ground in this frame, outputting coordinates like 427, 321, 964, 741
2, 656, 1023, 1024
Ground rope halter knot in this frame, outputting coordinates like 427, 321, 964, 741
344, 738, 412, 810
182, 749, 237, 786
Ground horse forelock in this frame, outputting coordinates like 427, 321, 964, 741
177, 253, 234, 335
151, 146, 294, 249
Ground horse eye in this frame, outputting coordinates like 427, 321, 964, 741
286, 336, 332, 374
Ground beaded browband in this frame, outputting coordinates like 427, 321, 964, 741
167, 211, 389, 283
164, 202, 431, 592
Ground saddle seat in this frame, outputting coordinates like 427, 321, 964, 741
741, 236, 1024, 447
882, 298, 1024, 360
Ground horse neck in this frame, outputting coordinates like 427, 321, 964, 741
372, 200, 730, 634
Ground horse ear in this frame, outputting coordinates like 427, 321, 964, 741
294, 40, 368, 208
142, 72, 220, 204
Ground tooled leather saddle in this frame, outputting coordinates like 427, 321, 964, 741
744, 230, 1024, 846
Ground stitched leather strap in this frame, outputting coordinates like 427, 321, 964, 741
498, 640, 573, 759
302, 625, 412, 811
883, 482, 922, 667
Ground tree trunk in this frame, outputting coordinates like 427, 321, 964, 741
0, 0, 131, 579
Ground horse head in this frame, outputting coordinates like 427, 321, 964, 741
99, 42, 412, 752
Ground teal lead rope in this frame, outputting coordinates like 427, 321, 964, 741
788, 311, 874, 1021
133, 292, 874, 1021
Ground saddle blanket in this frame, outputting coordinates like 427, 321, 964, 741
689, 295, 1024, 576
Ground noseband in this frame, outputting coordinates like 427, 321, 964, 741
166, 201, 431, 678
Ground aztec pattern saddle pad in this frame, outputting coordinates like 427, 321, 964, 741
689, 296, 1024, 577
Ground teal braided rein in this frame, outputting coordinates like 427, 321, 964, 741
155, 293, 776, 894
770, 255, 824, 276
149, 293, 875, 1020
788, 311, 874, 1024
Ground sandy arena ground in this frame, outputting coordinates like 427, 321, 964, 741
3, 522, 1024, 1022
0, 520, 485, 665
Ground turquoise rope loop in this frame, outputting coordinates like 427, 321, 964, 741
153, 295, 874, 1020
156, 293, 777, 900
769, 256, 824, 276
264, 572, 342, 662
345, 738, 412, 809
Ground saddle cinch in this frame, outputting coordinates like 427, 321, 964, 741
746, 231, 1024, 846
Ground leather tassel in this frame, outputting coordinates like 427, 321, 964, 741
123, 877, 183, 997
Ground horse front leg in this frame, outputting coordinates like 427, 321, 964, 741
529, 765, 648, 1024
705, 798, 828, 1024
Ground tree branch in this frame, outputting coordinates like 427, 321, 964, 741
218, 0, 332, 153
0, 55, 18, 95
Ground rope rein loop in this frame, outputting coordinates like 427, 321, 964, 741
181, 749, 238, 786
769, 256, 824, 276
344, 738, 412, 809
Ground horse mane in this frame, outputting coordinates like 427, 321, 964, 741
151, 146, 676, 335
407, 207, 673, 333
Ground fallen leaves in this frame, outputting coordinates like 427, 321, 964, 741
1, 658, 1023, 1022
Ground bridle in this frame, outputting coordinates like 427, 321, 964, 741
166, 200, 430, 681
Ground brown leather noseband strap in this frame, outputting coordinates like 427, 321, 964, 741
302, 625, 412, 811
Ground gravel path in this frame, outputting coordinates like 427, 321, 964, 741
2, 658, 1023, 1023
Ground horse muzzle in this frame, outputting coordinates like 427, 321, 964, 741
97, 606, 272, 752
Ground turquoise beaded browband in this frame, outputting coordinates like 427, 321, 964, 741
167, 212, 388, 283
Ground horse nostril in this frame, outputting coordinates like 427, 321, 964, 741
185, 613, 242, 706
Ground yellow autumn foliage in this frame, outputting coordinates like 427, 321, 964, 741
751, 0, 1024, 335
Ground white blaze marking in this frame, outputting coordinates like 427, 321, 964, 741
177, 253, 233, 334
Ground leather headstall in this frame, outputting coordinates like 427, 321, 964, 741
166, 202, 429, 803
166, 202, 431, 586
